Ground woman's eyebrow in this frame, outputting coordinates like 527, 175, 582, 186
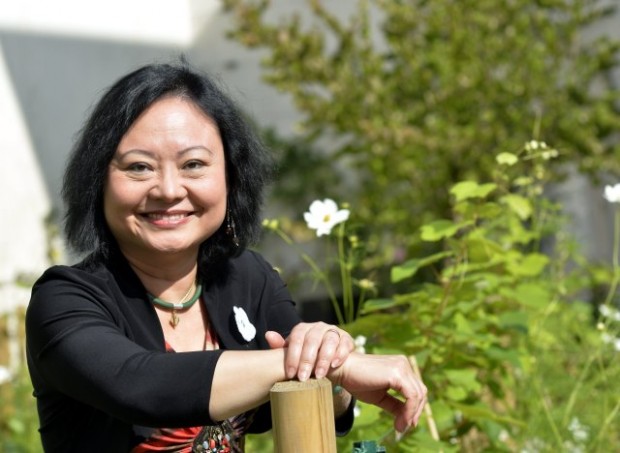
116, 146, 214, 159
177, 146, 214, 157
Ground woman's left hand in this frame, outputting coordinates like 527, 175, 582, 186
265, 322, 354, 382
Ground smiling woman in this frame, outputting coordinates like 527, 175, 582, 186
104, 97, 228, 260
24, 61, 427, 452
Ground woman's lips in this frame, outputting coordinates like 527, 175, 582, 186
141, 211, 193, 227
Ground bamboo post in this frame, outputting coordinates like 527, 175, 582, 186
409, 355, 442, 448
270, 377, 337, 453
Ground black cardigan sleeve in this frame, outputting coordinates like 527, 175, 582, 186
26, 264, 222, 428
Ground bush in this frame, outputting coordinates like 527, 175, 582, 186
224, 0, 620, 267
262, 141, 620, 451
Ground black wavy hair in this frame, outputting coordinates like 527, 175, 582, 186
62, 61, 274, 276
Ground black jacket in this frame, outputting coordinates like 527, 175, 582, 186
26, 248, 330, 452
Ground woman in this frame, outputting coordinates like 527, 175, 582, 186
26, 62, 427, 452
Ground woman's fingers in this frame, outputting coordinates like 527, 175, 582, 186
331, 329, 355, 368
265, 331, 286, 349
283, 323, 354, 381
314, 328, 343, 379
335, 353, 428, 432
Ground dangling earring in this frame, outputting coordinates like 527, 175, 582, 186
226, 209, 240, 247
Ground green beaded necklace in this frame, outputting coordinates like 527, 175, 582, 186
147, 283, 202, 328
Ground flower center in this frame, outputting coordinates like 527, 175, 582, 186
323, 214, 331, 222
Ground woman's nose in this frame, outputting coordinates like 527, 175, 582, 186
151, 168, 187, 201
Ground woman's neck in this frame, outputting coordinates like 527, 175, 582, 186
122, 249, 200, 299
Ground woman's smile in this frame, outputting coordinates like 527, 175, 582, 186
141, 210, 196, 227
103, 96, 228, 259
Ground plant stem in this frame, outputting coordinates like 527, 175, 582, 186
534, 379, 565, 450
561, 353, 596, 425
337, 223, 354, 323
603, 209, 620, 307
273, 228, 345, 324
592, 398, 620, 449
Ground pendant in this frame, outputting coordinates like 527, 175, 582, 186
170, 310, 180, 328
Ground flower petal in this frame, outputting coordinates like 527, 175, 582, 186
604, 184, 620, 203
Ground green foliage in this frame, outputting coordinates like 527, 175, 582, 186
225, 0, 620, 263
337, 143, 619, 451
0, 367, 41, 453
258, 140, 620, 451
0, 310, 40, 453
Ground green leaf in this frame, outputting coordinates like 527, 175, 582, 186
449, 402, 526, 427
352, 401, 383, 426
485, 346, 523, 367
453, 312, 474, 335
445, 386, 468, 401
444, 369, 481, 392
497, 310, 529, 330
391, 250, 454, 282
450, 181, 497, 201
506, 253, 549, 277
421, 220, 471, 242
360, 297, 410, 314
504, 283, 551, 309
500, 194, 532, 220
496, 152, 519, 166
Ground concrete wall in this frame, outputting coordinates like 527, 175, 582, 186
0, 0, 305, 312
1, 1, 619, 313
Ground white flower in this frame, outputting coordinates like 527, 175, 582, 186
233, 306, 256, 342
599, 304, 620, 322
568, 417, 589, 442
603, 184, 620, 204
521, 437, 547, 453
601, 333, 620, 351
354, 335, 367, 354
303, 199, 350, 237
0, 366, 11, 385
601, 332, 614, 344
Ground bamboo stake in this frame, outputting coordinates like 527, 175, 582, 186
408, 355, 441, 444
270, 378, 337, 453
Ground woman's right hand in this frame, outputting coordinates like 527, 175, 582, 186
265, 322, 355, 382
328, 352, 428, 433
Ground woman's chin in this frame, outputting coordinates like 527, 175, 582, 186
140, 242, 200, 256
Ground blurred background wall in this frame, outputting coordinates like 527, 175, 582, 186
0, 0, 308, 313
1, 0, 619, 315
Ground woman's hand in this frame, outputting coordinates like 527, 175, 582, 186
265, 322, 354, 382
328, 352, 428, 433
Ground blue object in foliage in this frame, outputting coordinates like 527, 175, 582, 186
352, 440, 387, 452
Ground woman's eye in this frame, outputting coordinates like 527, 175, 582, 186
184, 160, 205, 170
127, 162, 150, 172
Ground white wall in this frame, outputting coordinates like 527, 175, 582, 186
0, 0, 304, 312
1, 1, 619, 313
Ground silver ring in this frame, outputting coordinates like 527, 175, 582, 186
326, 328, 341, 339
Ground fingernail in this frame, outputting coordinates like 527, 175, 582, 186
315, 366, 325, 379
331, 359, 340, 368
287, 367, 296, 379
299, 367, 310, 381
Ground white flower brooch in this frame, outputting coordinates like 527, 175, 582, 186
233, 306, 256, 342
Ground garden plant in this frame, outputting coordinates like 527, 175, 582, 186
255, 141, 620, 451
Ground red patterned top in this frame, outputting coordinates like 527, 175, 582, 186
132, 327, 255, 453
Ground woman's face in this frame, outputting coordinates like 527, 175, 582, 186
103, 96, 227, 260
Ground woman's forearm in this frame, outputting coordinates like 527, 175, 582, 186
209, 349, 287, 420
